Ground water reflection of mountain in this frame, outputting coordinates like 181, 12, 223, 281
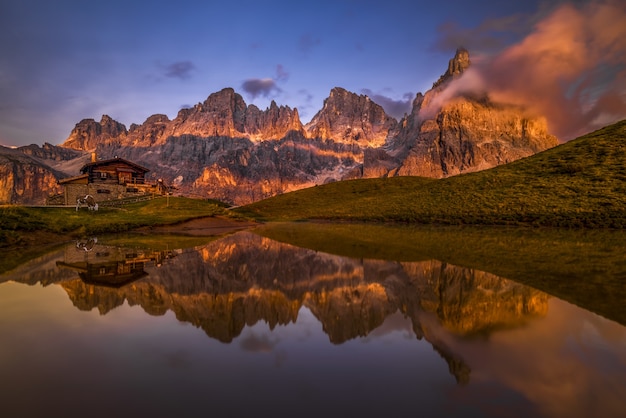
83, 234, 545, 370
2, 231, 548, 383
53, 233, 546, 338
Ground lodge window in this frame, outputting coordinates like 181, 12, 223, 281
97, 189, 111, 194
100, 172, 107, 179
126, 187, 138, 193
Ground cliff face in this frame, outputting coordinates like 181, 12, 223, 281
388, 48, 559, 177
395, 99, 558, 177
305, 87, 398, 147
0, 146, 63, 204
4, 48, 560, 205
62, 115, 128, 150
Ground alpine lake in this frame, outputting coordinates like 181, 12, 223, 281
1, 220, 625, 418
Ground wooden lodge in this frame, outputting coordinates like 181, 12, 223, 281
56, 155, 165, 205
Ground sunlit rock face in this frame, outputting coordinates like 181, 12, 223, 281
0, 146, 63, 204
432, 47, 471, 89
389, 48, 559, 177
3, 49, 560, 205
62, 115, 128, 151
87, 88, 305, 150
244, 100, 305, 140
305, 87, 398, 147
394, 98, 558, 177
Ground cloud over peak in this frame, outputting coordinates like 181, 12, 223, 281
242, 65, 290, 100
361, 89, 413, 119
431, 0, 626, 140
241, 78, 280, 99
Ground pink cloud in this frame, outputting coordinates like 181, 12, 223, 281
432, 1, 626, 140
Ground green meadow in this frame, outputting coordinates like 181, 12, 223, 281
236, 119, 626, 227
0, 197, 227, 248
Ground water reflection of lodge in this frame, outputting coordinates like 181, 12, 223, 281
56, 241, 177, 287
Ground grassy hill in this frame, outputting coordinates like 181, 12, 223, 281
236, 119, 626, 228
0, 197, 226, 248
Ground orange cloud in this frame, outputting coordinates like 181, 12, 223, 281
440, 1, 626, 140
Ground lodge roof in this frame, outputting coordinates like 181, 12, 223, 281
58, 173, 89, 184
80, 157, 150, 174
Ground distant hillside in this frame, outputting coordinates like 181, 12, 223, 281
236, 119, 626, 228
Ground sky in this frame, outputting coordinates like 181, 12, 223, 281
1, 0, 625, 147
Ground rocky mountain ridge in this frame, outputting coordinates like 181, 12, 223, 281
2, 49, 559, 204
0, 145, 67, 204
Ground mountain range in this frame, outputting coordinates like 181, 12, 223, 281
0, 49, 559, 205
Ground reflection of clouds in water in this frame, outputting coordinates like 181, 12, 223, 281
239, 332, 278, 353
364, 310, 415, 342
294, 307, 320, 342
274, 349, 288, 368
447, 298, 626, 418
163, 349, 192, 370
579, 313, 626, 358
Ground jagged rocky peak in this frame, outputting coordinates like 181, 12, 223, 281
412, 48, 473, 115
305, 87, 398, 147
17, 142, 83, 161
126, 114, 171, 146
396, 104, 558, 179
201, 87, 247, 133
432, 47, 471, 89
99, 114, 126, 135
160, 88, 305, 141
245, 100, 304, 139
143, 113, 170, 126
162, 87, 247, 138
388, 47, 559, 178
62, 114, 127, 150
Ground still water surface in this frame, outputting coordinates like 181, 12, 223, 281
1, 224, 625, 418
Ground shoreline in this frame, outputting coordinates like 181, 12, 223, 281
135, 216, 258, 236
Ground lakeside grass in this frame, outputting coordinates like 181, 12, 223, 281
236, 119, 626, 228
0, 196, 227, 248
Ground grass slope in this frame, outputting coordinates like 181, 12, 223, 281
0, 197, 226, 248
236, 119, 626, 227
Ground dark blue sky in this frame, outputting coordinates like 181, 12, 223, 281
1, 0, 623, 146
